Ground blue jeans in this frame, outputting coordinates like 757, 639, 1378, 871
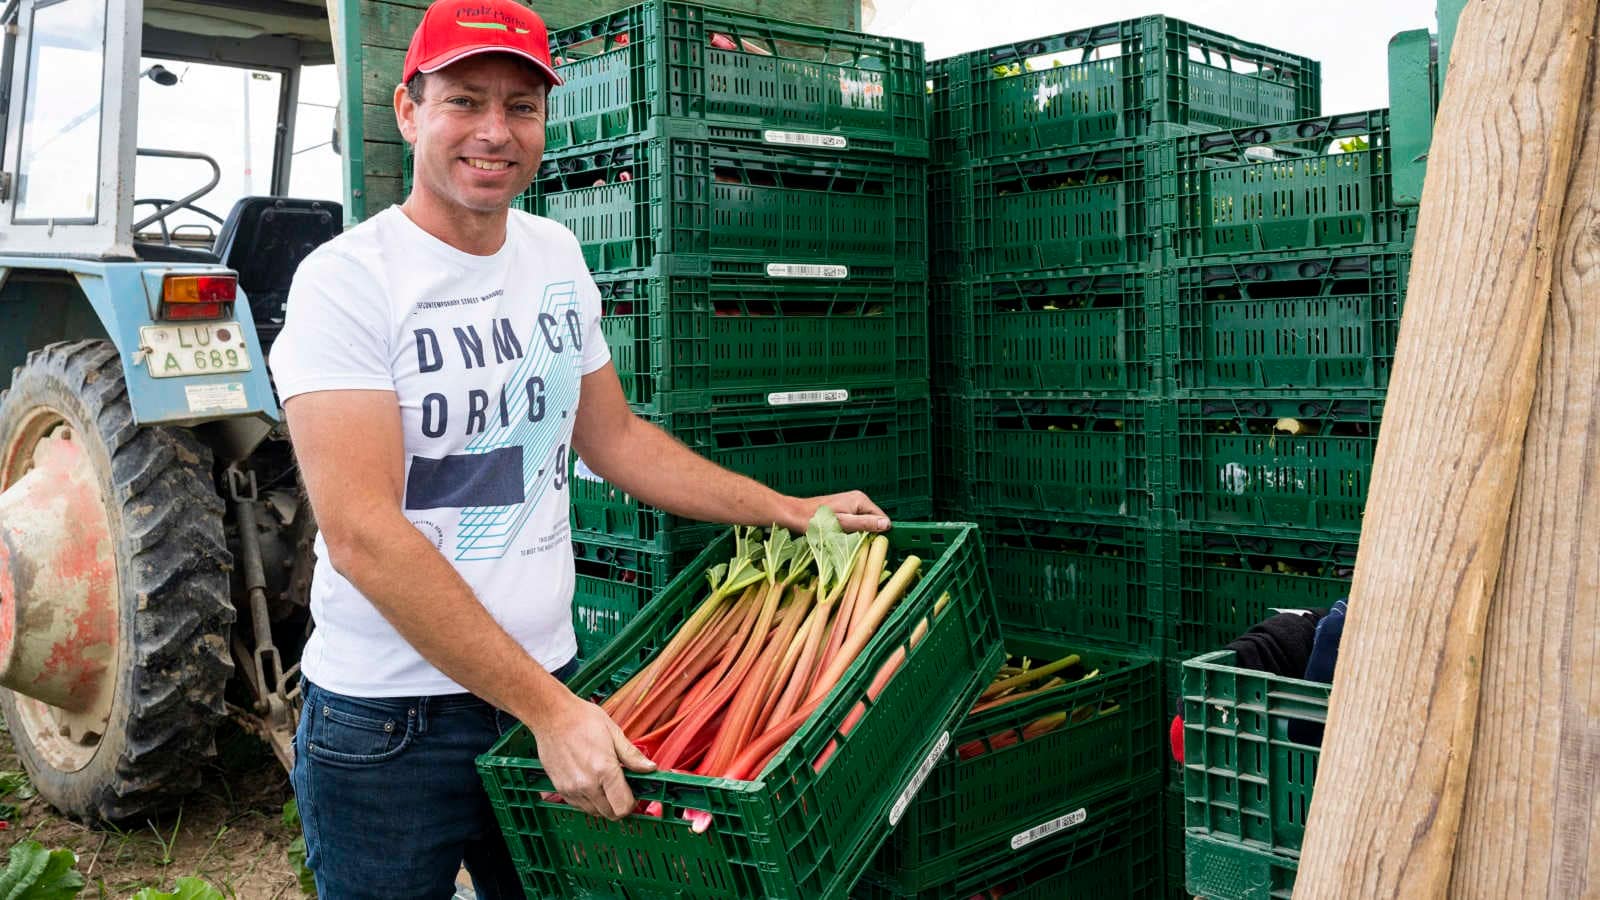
291, 659, 579, 900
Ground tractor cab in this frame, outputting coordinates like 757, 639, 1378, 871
0, 0, 348, 822
0, 0, 343, 353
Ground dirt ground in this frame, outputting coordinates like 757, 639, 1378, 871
0, 714, 308, 899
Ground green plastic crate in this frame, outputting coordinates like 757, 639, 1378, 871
928, 279, 962, 395
478, 523, 1004, 899
927, 166, 969, 280
930, 391, 968, 517
971, 144, 1153, 274
1168, 251, 1410, 392
1387, 28, 1439, 207
1162, 109, 1411, 259
524, 124, 926, 275
967, 394, 1154, 523
571, 391, 934, 547
981, 516, 1162, 653
1167, 527, 1356, 657
571, 538, 700, 662
545, 0, 928, 157
868, 638, 1162, 892
939, 16, 1319, 159
595, 258, 927, 411
856, 780, 1165, 900
1173, 395, 1382, 534
1164, 783, 1187, 900
955, 266, 1156, 393
925, 57, 965, 167
1186, 834, 1300, 900
1180, 650, 1331, 899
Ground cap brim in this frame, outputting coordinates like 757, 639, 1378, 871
417, 45, 564, 87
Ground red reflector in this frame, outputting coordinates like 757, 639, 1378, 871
162, 302, 227, 320
194, 276, 236, 301
163, 274, 238, 303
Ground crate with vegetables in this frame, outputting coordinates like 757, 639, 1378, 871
1165, 527, 1358, 659
951, 265, 1157, 394
570, 390, 933, 548
857, 783, 1166, 899
931, 16, 1319, 161
965, 143, 1154, 275
520, 123, 926, 277
1155, 108, 1410, 262
1169, 395, 1383, 535
478, 512, 1004, 898
1164, 249, 1410, 393
544, 0, 928, 159
1179, 650, 1330, 900
964, 394, 1155, 523
595, 257, 929, 412
980, 515, 1164, 654
866, 635, 1163, 891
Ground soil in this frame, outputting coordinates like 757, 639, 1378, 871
0, 714, 307, 899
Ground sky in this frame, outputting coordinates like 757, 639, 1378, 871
136, 0, 1442, 227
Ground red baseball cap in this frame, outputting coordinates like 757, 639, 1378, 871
402, 0, 564, 87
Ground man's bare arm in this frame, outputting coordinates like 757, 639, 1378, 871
284, 389, 651, 818
570, 363, 889, 534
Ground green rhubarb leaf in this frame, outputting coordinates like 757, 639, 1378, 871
129, 877, 224, 900
0, 840, 85, 900
705, 563, 729, 595
762, 526, 796, 584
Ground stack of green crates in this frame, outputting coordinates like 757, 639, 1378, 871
919, 17, 1323, 899
1170, 26, 1441, 899
519, 0, 934, 660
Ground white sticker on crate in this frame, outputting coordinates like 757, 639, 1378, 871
762, 129, 848, 150
184, 382, 247, 413
766, 263, 848, 279
890, 731, 950, 828
1010, 807, 1088, 850
767, 390, 849, 407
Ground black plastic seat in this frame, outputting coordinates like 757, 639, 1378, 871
132, 241, 220, 264
212, 197, 343, 345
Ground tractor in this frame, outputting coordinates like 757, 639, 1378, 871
0, 0, 339, 821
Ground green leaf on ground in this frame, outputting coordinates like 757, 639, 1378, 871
128, 876, 224, 900
287, 837, 315, 896
0, 840, 85, 899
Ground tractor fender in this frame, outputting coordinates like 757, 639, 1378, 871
0, 258, 280, 432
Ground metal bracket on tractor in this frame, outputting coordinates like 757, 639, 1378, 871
226, 464, 301, 768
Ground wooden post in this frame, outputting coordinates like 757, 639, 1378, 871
1292, 1, 1599, 896
1446, 39, 1600, 898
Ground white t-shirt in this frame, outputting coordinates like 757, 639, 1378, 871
269, 206, 609, 697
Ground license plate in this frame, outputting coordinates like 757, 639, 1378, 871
139, 322, 253, 378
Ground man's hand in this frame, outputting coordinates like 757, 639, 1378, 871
533, 694, 656, 820
785, 490, 891, 534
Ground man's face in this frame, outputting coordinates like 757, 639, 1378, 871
397, 54, 548, 216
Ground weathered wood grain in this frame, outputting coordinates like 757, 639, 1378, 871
1448, 27, 1600, 899
1293, 1, 1598, 896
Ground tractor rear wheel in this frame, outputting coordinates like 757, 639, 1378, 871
0, 340, 234, 822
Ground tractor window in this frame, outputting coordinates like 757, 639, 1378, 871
135, 58, 284, 242
13, 0, 107, 223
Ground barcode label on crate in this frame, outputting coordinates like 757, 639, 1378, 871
573, 457, 603, 483
763, 129, 848, 150
766, 263, 848, 279
767, 390, 849, 407
890, 731, 950, 827
1010, 808, 1088, 850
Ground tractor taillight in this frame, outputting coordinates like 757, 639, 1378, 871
160, 274, 236, 321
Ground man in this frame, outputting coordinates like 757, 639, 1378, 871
267, 1, 889, 896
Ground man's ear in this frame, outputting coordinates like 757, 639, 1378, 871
395, 83, 418, 144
